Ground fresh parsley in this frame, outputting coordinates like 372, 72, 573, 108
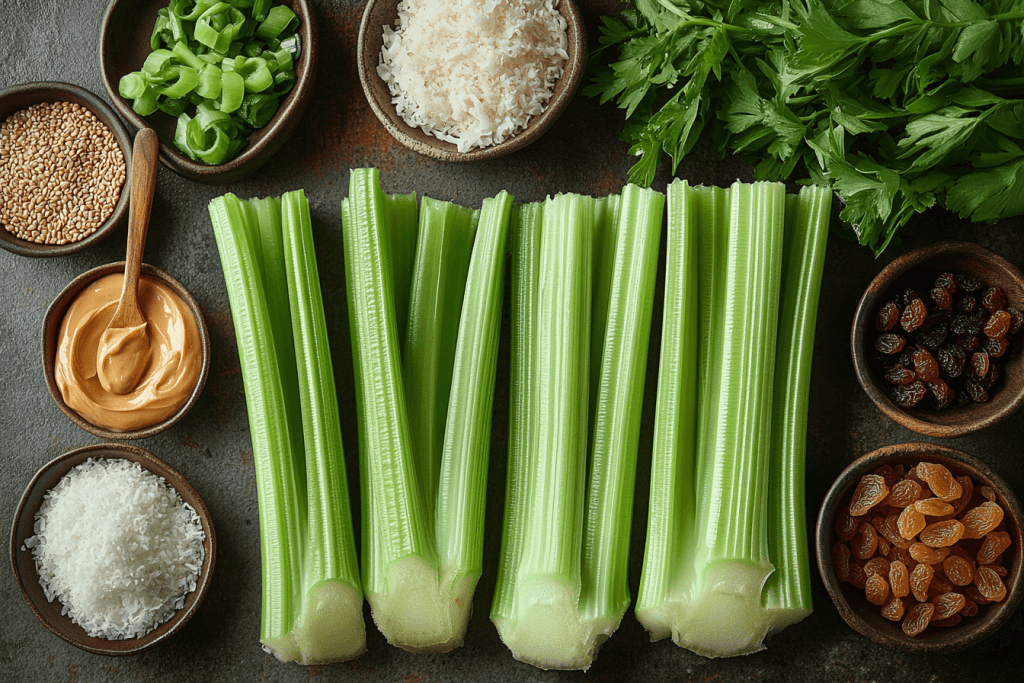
586, 0, 1024, 253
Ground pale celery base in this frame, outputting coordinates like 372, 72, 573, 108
492, 577, 619, 671
262, 580, 367, 665
367, 556, 478, 653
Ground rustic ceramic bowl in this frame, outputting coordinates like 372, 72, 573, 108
358, 0, 586, 162
0, 82, 132, 257
851, 242, 1024, 438
817, 442, 1023, 654
10, 442, 216, 655
41, 262, 211, 440
99, 0, 318, 184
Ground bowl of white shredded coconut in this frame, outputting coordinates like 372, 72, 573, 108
10, 443, 216, 655
358, 0, 586, 162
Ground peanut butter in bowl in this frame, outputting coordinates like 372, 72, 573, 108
54, 272, 201, 432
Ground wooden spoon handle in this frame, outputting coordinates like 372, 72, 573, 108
121, 128, 160, 318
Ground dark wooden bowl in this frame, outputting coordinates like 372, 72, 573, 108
816, 442, 1023, 654
10, 443, 216, 655
41, 262, 211, 440
357, 0, 586, 162
0, 82, 132, 257
851, 242, 1024, 438
99, 0, 317, 184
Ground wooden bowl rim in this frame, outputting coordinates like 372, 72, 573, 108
816, 441, 1024, 654
9, 443, 217, 655
41, 262, 211, 440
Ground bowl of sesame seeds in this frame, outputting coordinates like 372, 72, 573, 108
0, 81, 131, 257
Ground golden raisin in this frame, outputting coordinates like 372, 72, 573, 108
880, 515, 913, 550
865, 574, 890, 606
949, 475, 974, 518
917, 462, 962, 502
914, 497, 954, 517
835, 506, 858, 541
881, 597, 904, 621
919, 520, 965, 547
878, 536, 892, 558
909, 543, 950, 565
850, 474, 890, 516
864, 556, 890, 577
974, 566, 1007, 602
898, 506, 927, 539
943, 556, 974, 586
902, 602, 935, 637
961, 502, 1004, 539
832, 542, 851, 582
986, 564, 1008, 577
932, 592, 966, 620
930, 572, 955, 596
979, 486, 997, 502
848, 560, 867, 589
886, 479, 922, 508
889, 561, 910, 598
853, 524, 879, 560
890, 545, 915, 568
961, 595, 979, 616
874, 464, 902, 489
910, 562, 934, 602
966, 584, 991, 605
932, 614, 962, 628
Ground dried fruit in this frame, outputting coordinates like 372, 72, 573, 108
873, 464, 902, 489
890, 545, 915, 567
853, 524, 880, 560
937, 345, 965, 378
910, 543, 950, 565
950, 476, 974, 518
918, 322, 949, 349
865, 574, 890, 605
984, 310, 1011, 339
886, 480, 922, 508
980, 362, 1000, 389
925, 379, 954, 409
892, 381, 927, 408
935, 273, 958, 293
876, 333, 907, 354
864, 556, 890, 577
971, 351, 990, 378
982, 287, 1006, 313
916, 462, 962, 501
978, 531, 1012, 565
911, 348, 939, 381
919, 520, 965, 547
965, 379, 989, 403
902, 602, 935, 636
961, 595, 979, 616
848, 560, 867, 589
974, 566, 1007, 602
835, 506, 859, 541
876, 301, 901, 331
930, 287, 953, 311
881, 597, 905, 621
987, 564, 1008, 577
961, 502, 1004, 539
914, 497, 954, 517
952, 315, 982, 335
832, 542, 851, 581
932, 592, 966, 620
1006, 307, 1024, 334
958, 274, 981, 292
966, 584, 991, 605
850, 474, 889, 516
959, 295, 977, 313
983, 336, 1009, 358
898, 506, 927, 539
931, 614, 962, 627
943, 556, 974, 586
880, 515, 913, 550
910, 562, 933, 602
878, 536, 892, 558
957, 333, 980, 351
979, 486, 997, 502
889, 561, 909, 598
902, 297, 928, 332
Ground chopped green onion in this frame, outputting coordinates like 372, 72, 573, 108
220, 70, 245, 112
119, 73, 147, 99
239, 93, 279, 127
256, 4, 297, 41
152, 65, 199, 98
131, 87, 159, 116
195, 64, 223, 99
171, 40, 206, 71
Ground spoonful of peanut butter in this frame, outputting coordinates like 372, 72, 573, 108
97, 128, 159, 395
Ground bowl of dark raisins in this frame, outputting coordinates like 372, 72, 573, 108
851, 242, 1024, 438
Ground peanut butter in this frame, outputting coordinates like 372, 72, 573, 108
55, 273, 201, 432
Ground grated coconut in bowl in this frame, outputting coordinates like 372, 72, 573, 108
378, 0, 569, 153
24, 458, 206, 640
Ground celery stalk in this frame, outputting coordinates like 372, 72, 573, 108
386, 192, 419, 345
588, 193, 621, 432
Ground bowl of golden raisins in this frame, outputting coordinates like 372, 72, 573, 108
816, 442, 1022, 653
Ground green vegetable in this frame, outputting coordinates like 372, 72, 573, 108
491, 189, 663, 670
635, 180, 831, 657
342, 169, 512, 652
208, 190, 365, 664
587, 0, 1024, 253
119, 0, 300, 164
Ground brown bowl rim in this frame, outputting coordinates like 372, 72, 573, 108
850, 241, 1024, 438
9, 442, 217, 655
41, 262, 211, 440
98, 0, 318, 184
356, 0, 587, 163
816, 441, 1023, 654
0, 81, 132, 258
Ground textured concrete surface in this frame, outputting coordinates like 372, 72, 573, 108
1, 1, 1022, 681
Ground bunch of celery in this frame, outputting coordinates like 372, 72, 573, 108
491, 187, 665, 670
209, 190, 365, 664
341, 168, 512, 652
636, 180, 831, 657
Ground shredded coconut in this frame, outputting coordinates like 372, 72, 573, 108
25, 458, 206, 640
378, 0, 569, 153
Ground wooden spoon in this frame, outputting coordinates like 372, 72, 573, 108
96, 128, 159, 395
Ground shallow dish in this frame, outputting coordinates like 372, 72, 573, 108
0, 82, 132, 258
41, 262, 211, 440
10, 442, 216, 655
99, 0, 317, 184
357, 0, 586, 163
851, 241, 1024, 438
816, 442, 1022, 654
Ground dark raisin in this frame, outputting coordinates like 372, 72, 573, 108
876, 334, 907, 354
958, 274, 982, 292
959, 296, 977, 314
1006, 307, 1024, 334
984, 311, 1011, 339
901, 297, 928, 332
981, 362, 1000, 389
971, 351, 990, 378
885, 365, 917, 386
898, 350, 915, 367
892, 381, 927, 407
876, 301, 901, 332
931, 287, 953, 311
956, 389, 971, 406
982, 287, 1006, 313
917, 322, 948, 349
935, 273, 958, 293
965, 380, 989, 403
927, 379, 955, 410
957, 333, 979, 351
938, 346, 965, 378
901, 289, 922, 307
984, 336, 1009, 358
952, 315, 982, 335
912, 348, 939, 381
